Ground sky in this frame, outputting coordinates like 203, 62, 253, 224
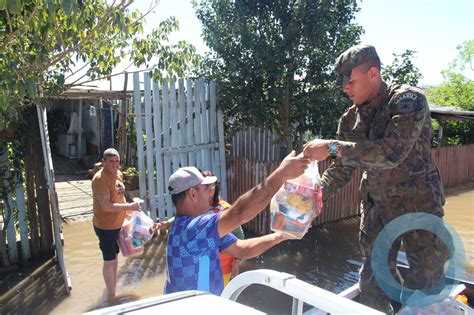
75, 0, 474, 89
354, 0, 474, 86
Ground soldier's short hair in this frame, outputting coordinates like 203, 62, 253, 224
103, 148, 119, 159
334, 44, 381, 87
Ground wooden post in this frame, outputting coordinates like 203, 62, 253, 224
133, 73, 148, 212
24, 143, 41, 259
178, 79, 188, 167
78, 99, 82, 159
98, 98, 103, 154
143, 72, 156, 217
15, 174, 31, 262
186, 79, 195, 166
0, 141, 11, 267
0, 141, 18, 264
33, 123, 53, 257
152, 79, 165, 220
0, 215, 10, 267
161, 79, 172, 216
214, 81, 228, 200
438, 118, 444, 147
118, 72, 128, 162
37, 104, 71, 293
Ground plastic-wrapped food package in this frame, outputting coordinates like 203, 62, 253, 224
117, 210, 154, 257
270, 161, 323, 239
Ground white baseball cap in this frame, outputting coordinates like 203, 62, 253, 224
168, 166, 217, 195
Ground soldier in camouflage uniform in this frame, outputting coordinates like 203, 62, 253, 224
303, 45, 448, 313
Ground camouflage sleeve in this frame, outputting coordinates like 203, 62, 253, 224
321, 160, 356, 201
340, 91, 428, 170
231, 226, 245, 240
320, 115, 356, 201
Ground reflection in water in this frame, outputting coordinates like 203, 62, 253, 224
443, 185, 474, 274
48, 186, 472, 314
237, 218, 362, 314
237, 185, 474, 314
51, 222, 168, 314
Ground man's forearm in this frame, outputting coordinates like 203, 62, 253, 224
96, 192, 138, 213
106, 202, 134, 212
231, 169, 284, 224
234, 234, 284, 259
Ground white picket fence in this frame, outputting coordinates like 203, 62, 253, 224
133, 73, 227, 220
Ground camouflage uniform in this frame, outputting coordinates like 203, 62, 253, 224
322, 45, 449, 313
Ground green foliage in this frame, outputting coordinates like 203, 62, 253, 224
449, 40, 473, 72
192, 0, 361, 148
0, 0, 199, 131
427, 72, 474, 111
123, 166, 138, 175
381, 50, 423, 86
425, 40, 474, 145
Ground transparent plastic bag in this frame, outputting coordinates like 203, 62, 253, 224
270, 161, 323, 239
397, 298, 473, 315
117, 211, 154, 257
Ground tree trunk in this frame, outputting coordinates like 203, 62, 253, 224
277, 72, 294, 151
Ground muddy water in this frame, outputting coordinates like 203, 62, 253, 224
442, 184, 474, 274
51, 224, 168, 314
51, 185, 473, 314
237, 184, 474, 314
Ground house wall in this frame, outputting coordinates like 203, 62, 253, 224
49, 99, 99, 154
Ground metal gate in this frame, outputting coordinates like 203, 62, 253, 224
132, 73, 227, 221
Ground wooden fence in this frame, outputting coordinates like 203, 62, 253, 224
0, 109, 56, 269
229, 144, 474, 236
432, 144, 474, 188
132, 74, 227, 221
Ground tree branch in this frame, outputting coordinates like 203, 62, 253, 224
5, 9, 13, 33
64, 60, 91, 81
0, 3, 41, 53
21, 1, 133, 76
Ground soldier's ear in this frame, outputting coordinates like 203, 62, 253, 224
367, 66, 378, 79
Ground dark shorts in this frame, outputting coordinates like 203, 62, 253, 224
94, 226, 121, 261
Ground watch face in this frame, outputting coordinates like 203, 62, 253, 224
328, 142, 338, 155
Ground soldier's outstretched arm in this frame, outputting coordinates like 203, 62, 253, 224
304, 93, 428, 171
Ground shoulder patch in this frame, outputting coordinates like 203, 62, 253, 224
394, 92, 418, 113
395, 92, 417, 104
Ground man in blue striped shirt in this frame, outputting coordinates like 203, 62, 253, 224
164, 153, 309, 295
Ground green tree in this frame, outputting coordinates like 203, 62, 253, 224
192, 0, 362, 148
0, 0, 199, 131
426, 40, 474, 145
382, 50, 423, 86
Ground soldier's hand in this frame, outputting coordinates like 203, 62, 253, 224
276, 150, 310, 180
303, 139, 330, 161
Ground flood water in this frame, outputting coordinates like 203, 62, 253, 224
50, 184, 473, 314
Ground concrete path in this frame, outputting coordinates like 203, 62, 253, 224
55, 174, 93, 222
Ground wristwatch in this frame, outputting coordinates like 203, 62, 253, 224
328, 140, 340, 160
